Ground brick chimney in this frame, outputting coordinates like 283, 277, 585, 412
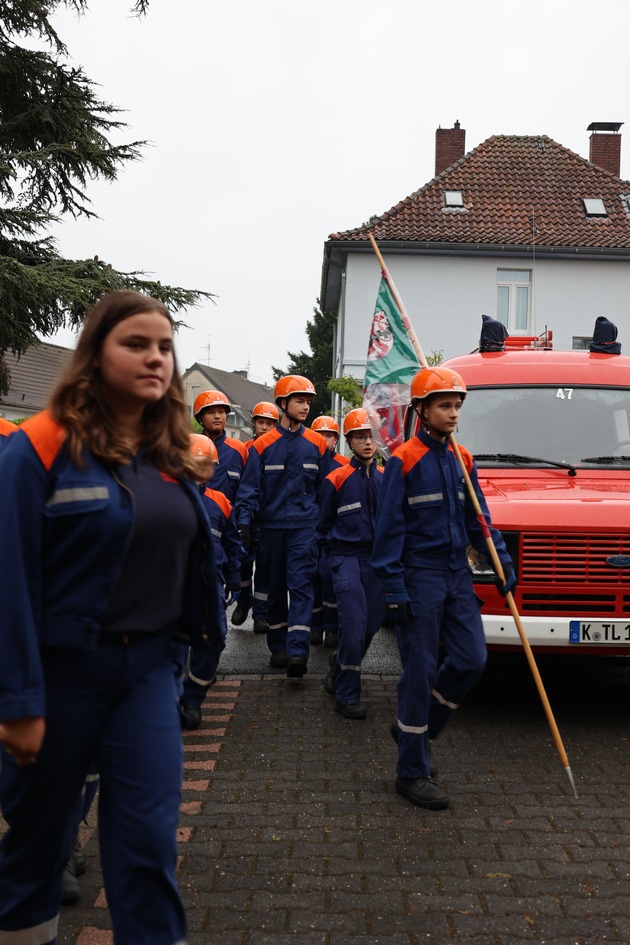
588, 122, 623, 176
435, 120, 466, 176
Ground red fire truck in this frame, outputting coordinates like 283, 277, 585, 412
405, 326, 630, 654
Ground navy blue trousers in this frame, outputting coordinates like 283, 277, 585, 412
183, 579, 227, 707
259, 527, 318, 659
395, 566, 487, 780
312, 552, 340, 635
0, 633, 186, 945
330, 554, 384, 704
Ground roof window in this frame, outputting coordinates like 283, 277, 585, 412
443, 190, 464, 208
582, 198, 607, 217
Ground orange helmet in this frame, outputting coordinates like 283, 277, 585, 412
410, 367, 467, 404
343, 408, 372, 438
252, 401, 279, 421
274, 374, 316, 406
193, 389, 231, 420
312, 416, 339, 435
189, 434, 218, 463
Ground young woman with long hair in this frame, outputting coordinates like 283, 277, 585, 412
0, 290, 222, 945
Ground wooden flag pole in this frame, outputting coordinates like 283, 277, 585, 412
367, 232, 578, 798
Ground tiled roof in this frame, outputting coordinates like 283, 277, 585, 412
330, 135, 630, 249
183, 363, 273, 415
1, 342, 74, 413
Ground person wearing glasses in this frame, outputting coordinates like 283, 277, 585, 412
316, 409, 384, 719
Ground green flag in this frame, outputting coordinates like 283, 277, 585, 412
363, 277, 420, 456
364, 278, 420, 387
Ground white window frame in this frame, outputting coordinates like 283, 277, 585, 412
496, 269, 531, 334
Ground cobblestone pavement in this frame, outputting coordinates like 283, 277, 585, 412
50, 652, 630, 945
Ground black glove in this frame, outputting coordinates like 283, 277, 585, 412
494, 567, 517, 597
225, 581, 241, 593
238, 525, 251, 551
383, 595, 414, 626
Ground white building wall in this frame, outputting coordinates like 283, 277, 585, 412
338, 252, 630, 380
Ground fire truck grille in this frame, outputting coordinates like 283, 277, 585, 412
520, 533, 630, 613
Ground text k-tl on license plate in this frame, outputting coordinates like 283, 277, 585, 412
570, 620, 630, 644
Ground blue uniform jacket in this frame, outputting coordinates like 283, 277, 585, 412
371, 428, 511, 597
316, 457, 383, 556
201, 487, 244, 587
235, 424, 332, 530
0, 412, 224, 721
210, 431, 248, 503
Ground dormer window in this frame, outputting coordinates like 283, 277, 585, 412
582, 198, 607, 217
444, 190, 464, 208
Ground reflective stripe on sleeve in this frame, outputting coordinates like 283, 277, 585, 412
303, 463, 318, 470
338, 502, 361, 513
264, 464, 285, 471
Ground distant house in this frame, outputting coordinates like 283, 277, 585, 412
321, 120, 630, 386
182, 364, 274, 441
0, 342, 74, 421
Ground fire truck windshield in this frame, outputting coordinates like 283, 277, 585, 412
453, 386, 630, 466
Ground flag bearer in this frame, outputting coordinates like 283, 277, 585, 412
371, 367, 515, 810
193, 389, 248, 503
310, 416, 349, 647
316, 408, 384, 719
231, 402, 278, 630
235, 375, 331, 678
179, 435, 243, 729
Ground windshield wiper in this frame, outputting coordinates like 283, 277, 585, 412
475, 453, 577, 475
580, 455, 630, 464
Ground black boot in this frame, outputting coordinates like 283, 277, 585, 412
231, 594, 252, 626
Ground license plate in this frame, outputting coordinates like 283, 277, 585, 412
569, 620, 630, 644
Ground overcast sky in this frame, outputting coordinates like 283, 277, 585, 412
46, 0, 630, 387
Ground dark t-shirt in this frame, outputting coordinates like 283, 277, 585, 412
100, 457, 198, 634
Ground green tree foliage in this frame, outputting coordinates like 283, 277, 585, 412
0, 0, 212, 394
327, 374, 362, 412
272, 306, 335, 419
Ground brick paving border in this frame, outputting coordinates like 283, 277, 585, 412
38, 665, 630, 943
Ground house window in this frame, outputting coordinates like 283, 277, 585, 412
444, 190, 464, 207
496, 269, 531, 333
582, 198, 607, 217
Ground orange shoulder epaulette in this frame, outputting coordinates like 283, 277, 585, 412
204, 487, 233, 518
20, 410, 67, 472
303, 427, 328, 455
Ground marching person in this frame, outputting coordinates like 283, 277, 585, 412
0, 290, 223, 944
193, 389, 248, 504
180, 434, 244, 730
316, 408, 385, 719
231, 401, 278, 631
371, 367, 515, 810
235, 375, 331, 677
310, 416, 349, 647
